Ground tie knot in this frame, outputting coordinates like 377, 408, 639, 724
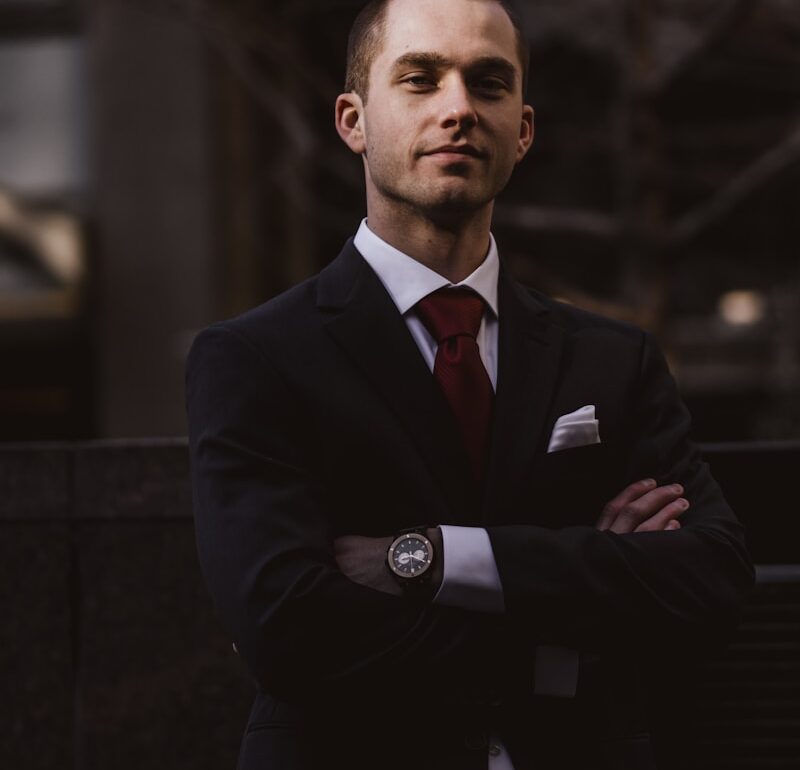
416, 288, 485, 343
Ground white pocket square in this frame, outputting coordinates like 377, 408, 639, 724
547, 404, 601, 454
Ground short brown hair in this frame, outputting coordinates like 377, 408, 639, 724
344, 0, 530, 102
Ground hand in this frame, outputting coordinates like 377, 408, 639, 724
333, 534, 401, 595
595, 478, 689, 534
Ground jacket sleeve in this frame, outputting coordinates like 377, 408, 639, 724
186, 324, 532, 706
486, 331, 755, 653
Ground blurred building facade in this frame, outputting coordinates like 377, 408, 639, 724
1, 0, 798, 442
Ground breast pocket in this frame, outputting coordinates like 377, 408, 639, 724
531, 443, 618, 528
541, 441, 609, 478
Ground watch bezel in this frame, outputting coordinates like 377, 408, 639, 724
387, 532, 434, 580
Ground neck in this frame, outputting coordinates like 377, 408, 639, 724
365, 198, 494, 284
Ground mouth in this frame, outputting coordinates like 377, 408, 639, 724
423, 144, 485, 159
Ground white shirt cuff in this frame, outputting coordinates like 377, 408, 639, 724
433, 525, 505, 613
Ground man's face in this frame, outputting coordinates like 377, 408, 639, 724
353, 0, 533, 219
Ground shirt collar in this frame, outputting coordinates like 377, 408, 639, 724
353, 218, 499, 317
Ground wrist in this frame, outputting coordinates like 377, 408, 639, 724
385, 526, 443, 598
425, 526, 444, 593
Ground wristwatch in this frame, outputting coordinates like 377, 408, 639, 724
386, 526, 436, 593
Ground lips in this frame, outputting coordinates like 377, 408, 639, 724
424, 144, 485, 158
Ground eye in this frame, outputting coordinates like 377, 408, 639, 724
472, 77, 509, 95
403, 74, 436, 89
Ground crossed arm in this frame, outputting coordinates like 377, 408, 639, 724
333, 478, 690, 598
187, 325, 754, 706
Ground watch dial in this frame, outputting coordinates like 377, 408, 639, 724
392, 536, 431, 576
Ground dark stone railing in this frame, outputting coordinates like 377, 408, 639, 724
1, 440, 250, 770
2, 440, 799, 769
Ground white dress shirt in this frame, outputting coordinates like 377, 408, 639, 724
354, 219, 506, 611
354, 219, 515, 769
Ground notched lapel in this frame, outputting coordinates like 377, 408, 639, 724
483, 268, 566, 523
318, 243, 479, 523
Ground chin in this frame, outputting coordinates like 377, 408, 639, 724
425, 172, 509, 212
375, 177, 494, 219
422, 188, 492, 217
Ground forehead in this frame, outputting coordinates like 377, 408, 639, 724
377, 0, 520, 72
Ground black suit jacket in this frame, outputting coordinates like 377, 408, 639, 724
186, 240, 754, 770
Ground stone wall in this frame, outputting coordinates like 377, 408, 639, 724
1, 440, 251, 770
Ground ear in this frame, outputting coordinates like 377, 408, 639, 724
516, 104, 535, 163
335, 92, 366, 154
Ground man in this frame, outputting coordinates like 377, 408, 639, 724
186, 1, 754, 768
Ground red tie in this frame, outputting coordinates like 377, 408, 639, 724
416, 288, 494, 480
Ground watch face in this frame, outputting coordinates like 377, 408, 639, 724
388, 534, 432, 578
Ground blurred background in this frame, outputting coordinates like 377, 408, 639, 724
1, 0, 798, 444
2, 2, 800, 769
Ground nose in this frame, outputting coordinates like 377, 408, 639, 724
439, 75, 478, 131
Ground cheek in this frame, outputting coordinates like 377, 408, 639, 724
369, 129, 413, 169
499, 126, 525, 164
365, 116, 396, 151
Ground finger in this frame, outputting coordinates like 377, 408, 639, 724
665, 520, 681, 530
596, 478, 657, 530
607, 484, 685, 534
599, 481, 682, 532
633, 499, 689, 533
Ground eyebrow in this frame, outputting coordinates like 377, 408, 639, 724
391, 52, 518, 84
